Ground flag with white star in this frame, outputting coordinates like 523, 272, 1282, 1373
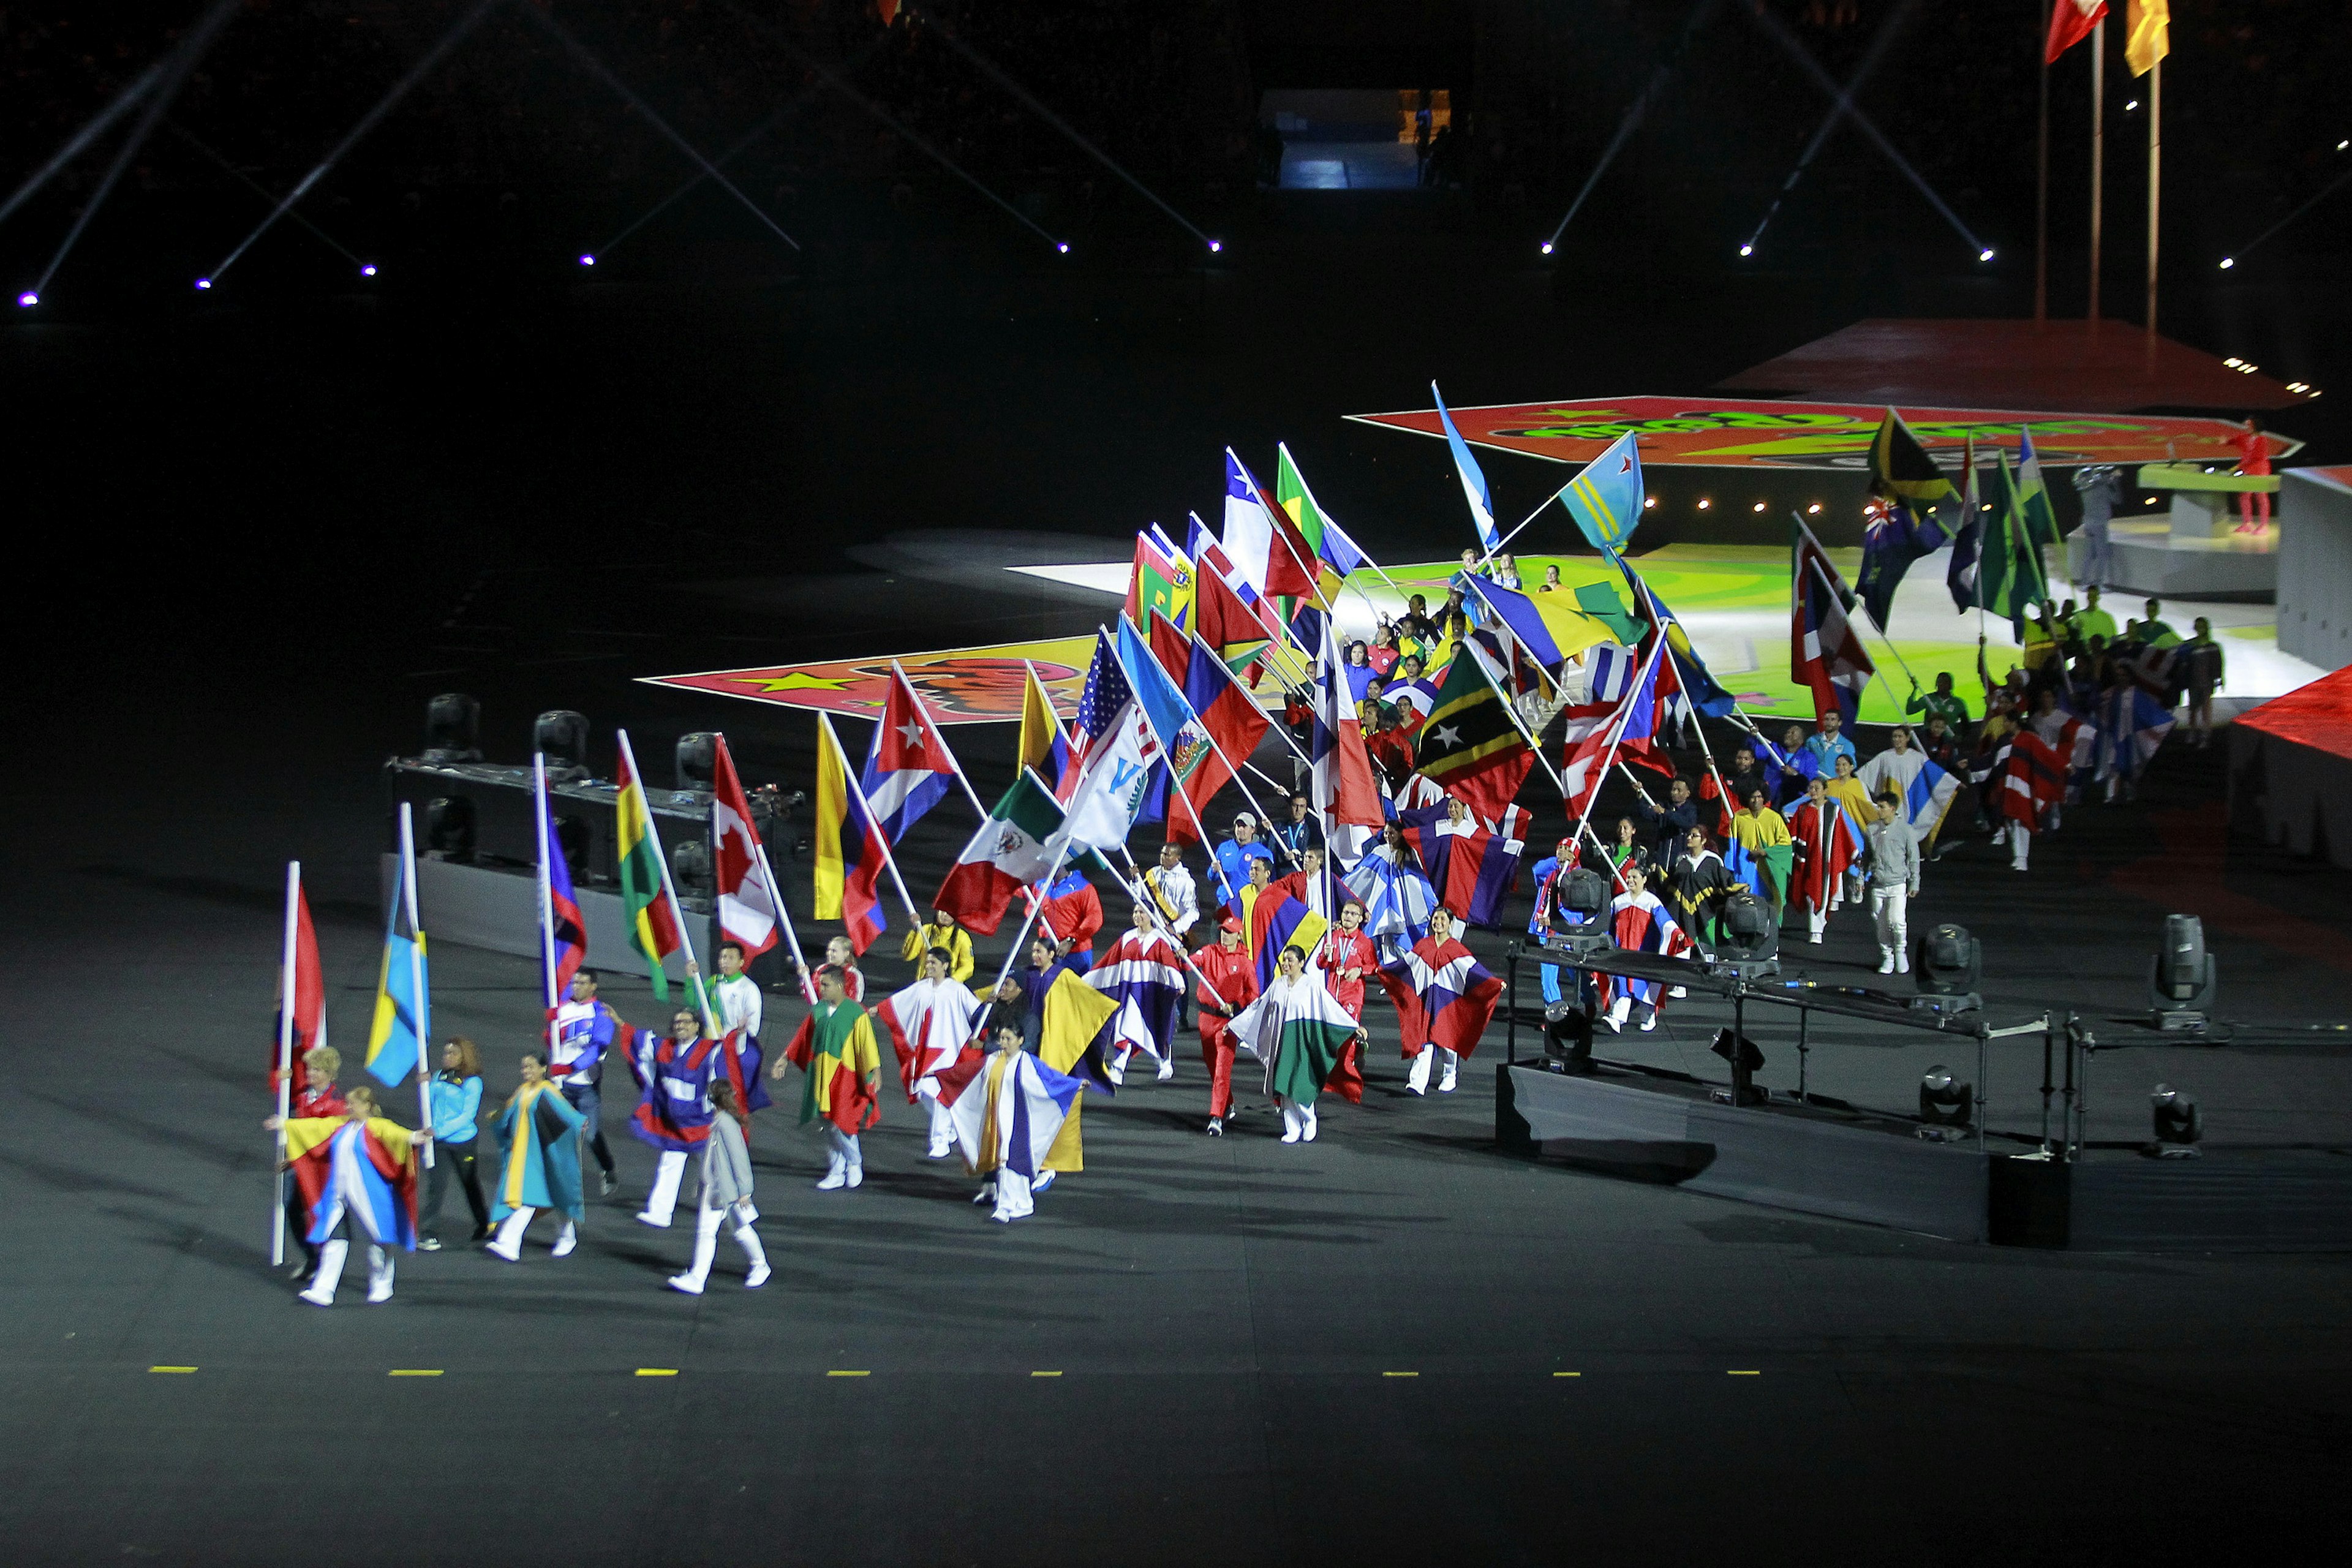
861, 665, 961, 842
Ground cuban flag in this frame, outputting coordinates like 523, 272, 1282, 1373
1792, 519, 1876, 726
1902, 756, 1962, 840
862, 666, 959, 843
1376, 937, 1504, 1057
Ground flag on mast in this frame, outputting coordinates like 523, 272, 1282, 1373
2046, 0, 2108, 62
537, 769, 587, 1001
1558, 431, 1645, 557
1431, 382, 1499, 554
363, 834, 429, 1087
1946, 436, 1985, 612
935, 770, 1070, 935
711, 734, 782, 959
813, 713, 891, 956
1019, 662, 1072, 784
860, 666, 959, 843
616, 735, 683, 999
1792, 518, 1877, 725
2125, 0, 2167, 75
1223, 450, 1317, 601
1273, 443, 1368, 603
1123, 529, 1196, 631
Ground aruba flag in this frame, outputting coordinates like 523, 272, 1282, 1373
1559, 431, 1645, 557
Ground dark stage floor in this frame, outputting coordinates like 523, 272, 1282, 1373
7, 236, 2352, 1564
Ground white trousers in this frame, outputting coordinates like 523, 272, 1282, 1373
1406, 1047, 1457, 1093
1278, 1101, 1320, 1142
2007, 824, 2031, 870
300, 1233, 393, 1305
676, 1199, 767, 1289
492, 1206, 577, 1257
919, 1090, 954, 1156
990, 1168, 1033, 1222
1871, 886, 1909, 963
640, 1149, 688, 1226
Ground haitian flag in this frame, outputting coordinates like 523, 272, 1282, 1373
1117, 614, 1231, 843
1792, 518, 1875, 726
861, 665, 959, 843
1396, 801, 1528, 929
1376, 935, 1503, 1058
813, 713, 891, 955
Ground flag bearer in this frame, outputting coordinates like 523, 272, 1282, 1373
776, 967, 883, 1190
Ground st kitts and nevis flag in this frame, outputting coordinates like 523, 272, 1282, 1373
1431, 382, 1500, 556
364, 821, 429, 1088
1018, 662, 1072, 785
1273, 443, 1370, 608
1792, 517, 1876, 726
935, 768, 1069, 936
1856, 408, 1955, 632
616, 731, 684, 1000
1557, 430, 1646, 558
1947, 437, 1985, 612
1123, 527, 1195, 632
1411, 639, 1534, 823
813, 713, 893, 956
861, 664, 961, 843
1117, 615, 1232, 846
1223, 450, 1319, 603
534, 763, 588, 1004
710, 734, 783, 962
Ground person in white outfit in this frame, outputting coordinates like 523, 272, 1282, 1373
894, 946, 982, 1158
1863, 793, 1923, 974
266, 1085, 428, 1308
666, 1080, 770, 1295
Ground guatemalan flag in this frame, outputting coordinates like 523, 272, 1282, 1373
1792, 518, 1875, 726
862, 665, 959, 843
1376, 935, 1504, 1059
1396, 801, 1528, 930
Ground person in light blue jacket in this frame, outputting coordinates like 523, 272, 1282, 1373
417, 1036, 488, 1250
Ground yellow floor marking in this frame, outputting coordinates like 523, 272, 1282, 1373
148, 1366, 197, 1374
825, 1370, 870, 1378
1382, 1371, 1419, 1378
388, 1370, 443, 1378
1728, 1370, 1762, 1376
635, 1369, 679, 1378
1553, 1371, 1581, 1378
1030, 1371, 1062, 1378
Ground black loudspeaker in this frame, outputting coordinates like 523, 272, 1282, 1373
1549, 868, 1610, 931
1915, 922, 1981, 997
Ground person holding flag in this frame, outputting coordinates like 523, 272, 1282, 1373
873, 945, 983, 1159
551, 970, 623, 1197
1227, 944, 1363, 1145
777, 967, 883, 1191
1788, 775, 1865, 944
1087, 902, 1188, 1085
1376, 907, 1503, 1096
1314, 899, 1378, 1102
267, 1084, 426, 1307
706, 941, 770, 1112
486, 1049, 586, 1264
899, 909, 976, 984
712, 731, 808, 1003
626, 1005, 756, 1226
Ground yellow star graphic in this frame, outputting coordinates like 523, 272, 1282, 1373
734, 672, 852, 693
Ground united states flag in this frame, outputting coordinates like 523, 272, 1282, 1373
1059, 631, 1135, 801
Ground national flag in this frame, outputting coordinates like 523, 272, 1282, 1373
1991, 450, 2050, 636
1902, 757, 1961, 842
1123, 529, 1195, 631
1431, 382, 1499, 554
2098, 687, 2176, 781
1999, 731, 2068, 833
1621, 570, 1738, 718
1869, 406, 1956, 508
1274, 443, 1368, 605
1343, 849, 1439, 953
1193, 551, 1278, 673
1396, 801, 1528, 929
1183, 633, 1271, 793
1376, 938, 1504, 1057
282, 1116, 421, 1251
942, 1043, 1086, 1182
1229, 976, 1363, 1106
2015, 429, 2061, 555
1085, 925, 1185, 1076
1117, 615, 1232, 843
1223, 450, 1318, 600
710, 734, 782, 959
860, 666, 959, 844
1792, 519, 1875, 725
1572, 578, 1649, 646
1237, 884, 1329, 989
1557, 430, 1646, 557
2046, 0, 2107, 61
935, 769, 1068, 936
536, 773, 587, 1003
1789, 797, 1865, 913
1855, 498, 1951, 633
1465, 576, 1613, 669
1947, 437, 1984, 613
872, 977, 981, 1101
1412, 641, 1532, 822
1593, 892, 1694, 1016
276, 872, 326, 1079
813, 713, 891, 956
1037, 964, 1123, 1097
1061, 630, 1164, 853
1308, 620, 1386, 837
1145, 609, 1191, 682
1561, 639, 1665, 817
2125, 0, 2166, 76
1018, 662, 1072, 785
364, 857, 429, 1088
616, 733, 683, 999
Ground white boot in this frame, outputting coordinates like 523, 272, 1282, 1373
1437, 1049, 1458, 1093
365, 1244, 394, 1304
636, 1150, 687, 1226
300, 1240, 349, 1306
737, 1219, 771, 1289
991, 1169, 1034, 1223
843, 1134, 864, 1189
818, 1127, 850, 1189
1605, 997, 1630, 1033
1808, 913, 1826, 945
1108, 1046, 1129, 1087
551, 1219, 577, 1257
1280, 1102, 1304, 1144
1406, 1049, 1433, 1095
1895, 948, 1910, 974
1156, 1051, 1175, 1083
1878, 948, 1896, 974
669, 1204, 723, 1294
1300, 1102, 1319, 1142
924, 1095, 953, 1159
487, 1208, 532, 1262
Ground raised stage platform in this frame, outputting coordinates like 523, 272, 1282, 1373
2228, 660, 2352, 869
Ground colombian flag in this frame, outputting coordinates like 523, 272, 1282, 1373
813, 713, 891, 955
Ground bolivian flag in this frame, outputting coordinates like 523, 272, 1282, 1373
617, 741, 681, 998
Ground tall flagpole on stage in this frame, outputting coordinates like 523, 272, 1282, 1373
2088, 17, 2105, 335
617, 728, 723, 1041
398, 802, 434, 1167
270, 861, 299, 1267
2035, 1, 2051, 326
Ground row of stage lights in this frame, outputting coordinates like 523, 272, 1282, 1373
15, 239, 1235, 307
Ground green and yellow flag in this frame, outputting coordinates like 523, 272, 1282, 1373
616, 734, 682, 999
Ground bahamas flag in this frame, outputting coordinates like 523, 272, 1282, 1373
363, 858, 429, 1087
1559, 431, 1646, 557
1275, 442, 1368, 605
616, 731, 682, 999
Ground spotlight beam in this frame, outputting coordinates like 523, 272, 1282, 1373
207, 0, 500, 284
1542, 0, 1724, 250
2218, 162, 2352, 268
0, 58, 165, 231
712, 0, 1059, 251
32, 0, 243, 297
1741, 1, 1990, 257
523, 4, 801, 252
168, 123, 364, 268
898, 1, 1215, 251
1741, 0, 1920, 254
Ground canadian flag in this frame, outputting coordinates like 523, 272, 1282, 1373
710, 734, 782, 960
2045, 0, 2107, 62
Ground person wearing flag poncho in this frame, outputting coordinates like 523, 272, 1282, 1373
874, 946, 982, 1159
486, 1051, 585, 1264
1227, 945, 1363, 1144
268, 1085, 426, 1306
1596, 865, 1694, 1033
1313, 900, 1376, 1102
938, 1020, 1087, 1224
1376, 908, 1504, 1096
1787, 776, 1861, 944
775, 968, 882, 1191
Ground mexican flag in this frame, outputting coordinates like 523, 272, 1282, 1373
933, 768, 1068, 936
616, 734, 682, 998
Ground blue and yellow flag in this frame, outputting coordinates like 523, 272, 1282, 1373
1559, 431, 1645, 557
364, 872, 429, 1087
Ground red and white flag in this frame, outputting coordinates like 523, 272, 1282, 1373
862, 665, 960, 843
710, 734, 782, 960
2045, 0, 2107, 62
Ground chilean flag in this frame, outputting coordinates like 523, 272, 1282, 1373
1376, 936, 1502, 1058
861, 665, 958, 843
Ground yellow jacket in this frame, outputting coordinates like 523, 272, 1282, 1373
1730, 805, 1791, 851
900, 922, 974, 983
